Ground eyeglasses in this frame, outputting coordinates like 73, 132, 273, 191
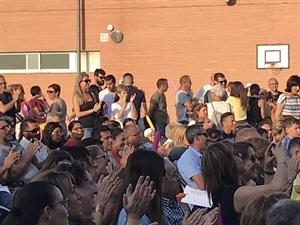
52, 130, 63, 135
233, 149, 242, 158
0, 124, 11, 130
93, 154, 107, 160
0, 82, 7, 86
47, 90, 55, 94
50, 198, 69, 210
81, 79, 91, 84
25, 128, 40, 133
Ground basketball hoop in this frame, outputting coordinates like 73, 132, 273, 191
265, 62, 282, 76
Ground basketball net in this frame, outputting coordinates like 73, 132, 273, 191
266, 62, 282, 76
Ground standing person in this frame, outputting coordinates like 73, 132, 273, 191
46, 84, 67, 138
0, 75, 22, 124
206, 84, 232, 128
247, 84, 266, 127
93, 68, 106, 91
195, 73, 215, 103
122, 73, 147, 130
203, 72, 228, 103
175, 75, 195, 124
73, 72, 101, 139
99, 74, 117, 118
266, 78, 282, 103
148, 78, 169, 137
275, 75, 300, 119
110, 84, 137, 126
226, 81, 248, 125
28, 86, 48, 124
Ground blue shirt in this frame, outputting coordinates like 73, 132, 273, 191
177, 146, 202, 189
175, 90, 192, 122
283, 135, 292, 158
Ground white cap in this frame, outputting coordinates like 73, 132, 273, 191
144, 128, 154, 138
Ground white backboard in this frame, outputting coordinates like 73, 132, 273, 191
256, 44, 289, 69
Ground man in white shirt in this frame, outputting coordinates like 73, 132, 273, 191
19, 118, 48, 168
98, 75, 117, 118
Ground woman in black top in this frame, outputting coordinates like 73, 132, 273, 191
202, 141, 291, 225
73, 72, 101, 139
247, 84, 265, 126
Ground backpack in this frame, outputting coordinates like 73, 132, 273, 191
210, 102, 223, 129
20, 101, 33, 118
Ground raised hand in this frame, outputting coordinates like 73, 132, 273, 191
182, 208, 207, 225
96, 173, 122, 207
120, 145, 135, 168
12, 88, 22, 101
25, 139, 40, 161
123, 176, 156, 220
203, 207, 218, 225
129, 93, 136, 103
3, 147, 20, 170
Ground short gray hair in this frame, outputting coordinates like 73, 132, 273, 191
266, 199, 300, 225
211, 84, 225, 97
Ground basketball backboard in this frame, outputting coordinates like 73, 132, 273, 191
256, 44, 289, 69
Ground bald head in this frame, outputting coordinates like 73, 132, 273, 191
235, 127, 261, 142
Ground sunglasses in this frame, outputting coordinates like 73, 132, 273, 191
97, 76, 105, 79
47, 90, 55, 94
25, 128, 40, 133
219, 80, 227, 84
81, 79, 91, 84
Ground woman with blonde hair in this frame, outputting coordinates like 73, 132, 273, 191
272, 116, 286, 143
73, 72, 101, 139
169, 124, 188, 162
163, 122, 181, 148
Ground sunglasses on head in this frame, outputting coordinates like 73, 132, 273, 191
81, 79, 91, 84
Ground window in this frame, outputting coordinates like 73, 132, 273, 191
0, 51, 100, 73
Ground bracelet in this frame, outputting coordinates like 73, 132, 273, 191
95, 204, 105, 214
264, 169, 275, 175
277, 161, 288, 167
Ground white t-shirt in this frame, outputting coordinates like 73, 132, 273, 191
207, 101, 232, 121
111, 103, 134, 123
99, 88, 115, 117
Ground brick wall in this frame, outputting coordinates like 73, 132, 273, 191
1, 0, 300, 122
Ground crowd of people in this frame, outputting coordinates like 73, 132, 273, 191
0, 70, 300, 225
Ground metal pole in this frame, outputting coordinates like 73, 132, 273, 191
77, 0, 81, 75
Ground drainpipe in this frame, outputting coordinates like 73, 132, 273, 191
77, 0, 81, 75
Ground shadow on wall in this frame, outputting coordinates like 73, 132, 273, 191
227, 0, 237, 6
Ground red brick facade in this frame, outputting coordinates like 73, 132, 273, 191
1, 0, 300, 121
